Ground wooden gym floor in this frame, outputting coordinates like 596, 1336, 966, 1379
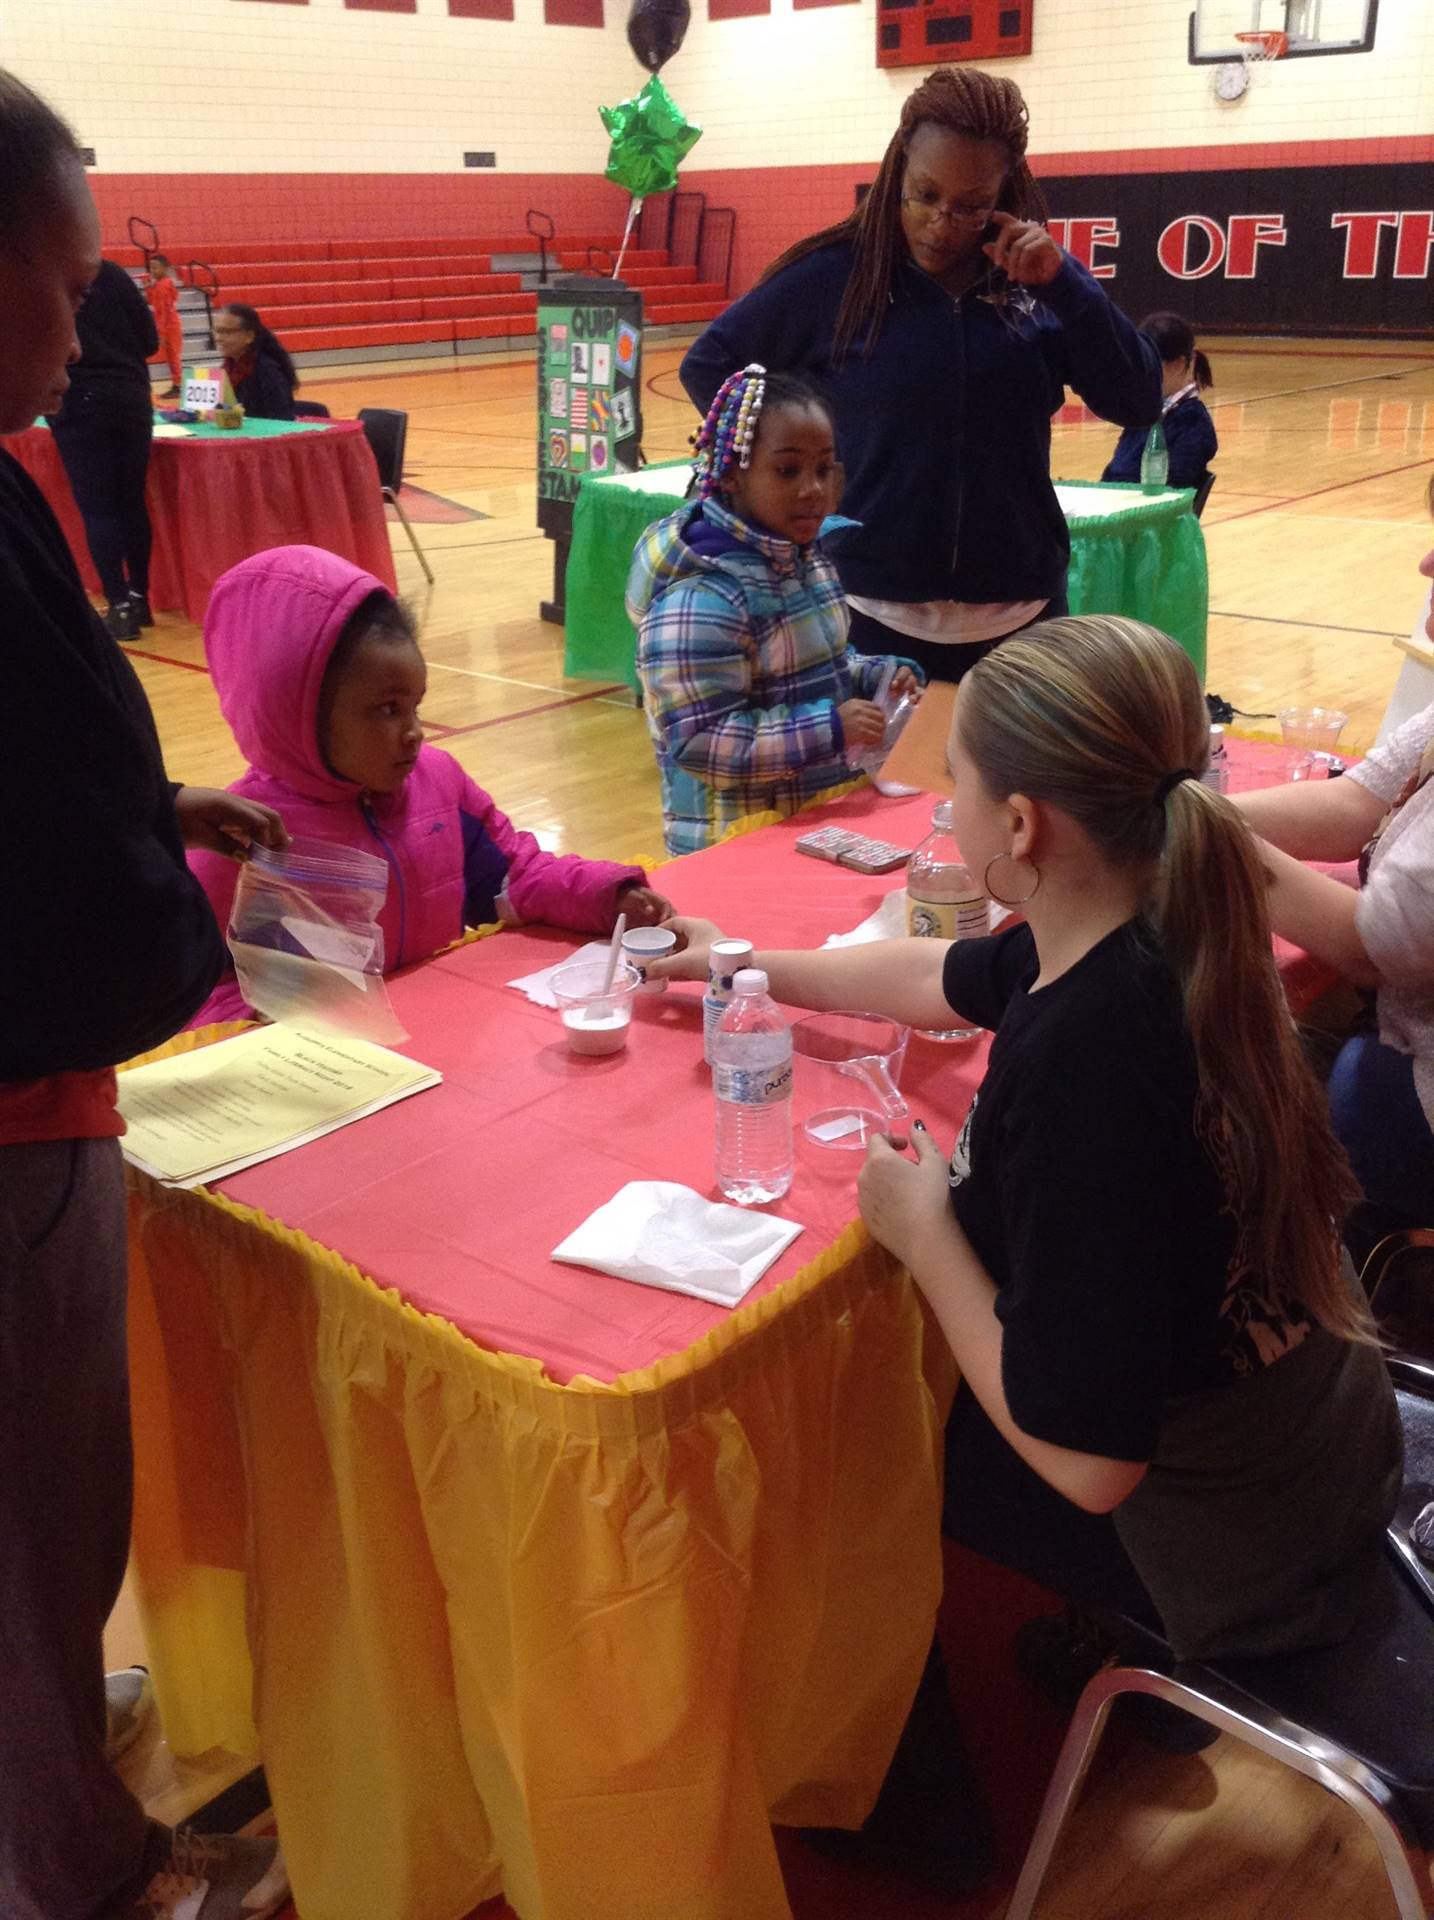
106, 333, 1434, 1918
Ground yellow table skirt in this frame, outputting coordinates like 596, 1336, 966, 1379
127, 1163, 956, 1920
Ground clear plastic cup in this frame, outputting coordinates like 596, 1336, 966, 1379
550, 959, 643, 1056
791, 1011, 911, 1149
1279, 706, 1348, 781
621, 926, 677, 995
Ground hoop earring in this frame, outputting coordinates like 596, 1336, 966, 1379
983, 851, 1041, 907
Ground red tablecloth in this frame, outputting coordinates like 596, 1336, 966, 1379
3, 421, 396, 619
219, 786, 989, 1383
212, 752, 1350, 1385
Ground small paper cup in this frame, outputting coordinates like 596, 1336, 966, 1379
551, 959, 643, 1056
621, 926, 678, 994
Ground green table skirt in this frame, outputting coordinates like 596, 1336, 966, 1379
563, 464, 1208, 690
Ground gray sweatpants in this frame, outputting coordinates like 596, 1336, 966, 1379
0, 1139, 166, 1918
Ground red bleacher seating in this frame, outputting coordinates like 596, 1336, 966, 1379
106, 233, 727, 360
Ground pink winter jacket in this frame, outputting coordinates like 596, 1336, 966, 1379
187, 546, 645, 1025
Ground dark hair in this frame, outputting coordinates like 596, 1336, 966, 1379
220, 302, 299, 392
0, 68, 83, 246
1140, 310, 1213, 389
317, 592, 419, 766
150, 252, 170, 271
691, 365, 834, 499
762, 66, 1047, 362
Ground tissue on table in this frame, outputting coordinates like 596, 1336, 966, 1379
552, 1181, 803, 1308
507, 942, 612, 1009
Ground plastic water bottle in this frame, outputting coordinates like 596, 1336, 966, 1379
703, 937, 754, 1066
1140, 420, 1170, 491
1202, 723, 1229, 793
713, 970, 793, 1206
907, 801, 984, 1042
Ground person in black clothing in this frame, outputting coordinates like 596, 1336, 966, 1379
680, 66, 1161, 684
47, 255, 157, 640
212, 301, 298, 421
650, 614, 1400, 1887
1104, 310, 1219, 492
0, 68, 292, 1920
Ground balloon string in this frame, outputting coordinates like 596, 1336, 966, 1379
614, 196, 644, 280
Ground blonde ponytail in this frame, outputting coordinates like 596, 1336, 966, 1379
959, 616, 1368, 1344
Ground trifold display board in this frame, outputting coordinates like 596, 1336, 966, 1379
536, 279, 644, 623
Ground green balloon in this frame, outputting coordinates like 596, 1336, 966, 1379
599, 75, 702, 200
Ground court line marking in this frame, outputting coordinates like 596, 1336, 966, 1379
1208, 455, 1434, 526
426, 661, 577, 696
124, 647, 208, 674
1209, 611, 1407, 638
432, 682, 630, 742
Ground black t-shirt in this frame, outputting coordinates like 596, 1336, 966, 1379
942, 919, 1310, 1464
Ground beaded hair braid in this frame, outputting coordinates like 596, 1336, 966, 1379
691, 363, 768, 500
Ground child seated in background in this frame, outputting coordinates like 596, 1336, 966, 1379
188, 544, 669, 1024
629, 364, 922, 855
1103, 312, 1217, 493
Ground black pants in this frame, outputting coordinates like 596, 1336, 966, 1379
847, 587, 1070, 686
0, 1141, 167, 1917
52, 400, 153, 605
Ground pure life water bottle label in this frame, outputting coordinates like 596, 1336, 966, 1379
714, 1061, 794, 1108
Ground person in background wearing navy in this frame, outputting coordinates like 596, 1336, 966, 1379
681, 65, 1162, 686
212, 301, 298, 421
47, 255, 158, 642
0, 69, 293, 1920
1104, 311, 1218, 492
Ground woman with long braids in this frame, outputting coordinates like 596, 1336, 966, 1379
682, 67, 1163, 683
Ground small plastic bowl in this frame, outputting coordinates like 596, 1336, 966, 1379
621, 926, 678, 994
550, 959, 643, 1056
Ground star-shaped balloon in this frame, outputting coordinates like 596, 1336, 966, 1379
599, 75, 702, 201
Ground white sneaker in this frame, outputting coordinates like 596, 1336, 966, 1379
125, 1830, 289, 1919
105, 1666, 155, 1764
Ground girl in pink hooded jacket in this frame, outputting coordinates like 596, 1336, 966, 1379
188, 546, 668, 1025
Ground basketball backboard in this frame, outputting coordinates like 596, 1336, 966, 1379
1189, 0, 1378, 62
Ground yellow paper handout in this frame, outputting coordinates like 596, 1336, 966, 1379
117, 1024, 441, 1188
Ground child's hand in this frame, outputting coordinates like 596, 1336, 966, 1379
643, 916, 726, 983
889, 667, 923, 701
616, 885, 673, 928
174, 788, 290, 861
838, 698, 886, 747
982, 211, 1063, 287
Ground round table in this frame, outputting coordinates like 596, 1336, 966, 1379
563, 463, 1209, 689
3, 416, 397, 619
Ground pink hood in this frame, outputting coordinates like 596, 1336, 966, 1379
187, 546, 648, 1028
205, 545, 389, 802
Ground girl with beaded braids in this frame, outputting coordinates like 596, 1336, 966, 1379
628, 364, 922, 854
681, 67, 1162, 686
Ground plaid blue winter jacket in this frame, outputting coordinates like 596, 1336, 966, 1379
628, 499, 914, 855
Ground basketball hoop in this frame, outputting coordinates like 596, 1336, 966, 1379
1234, 27, 1289, 65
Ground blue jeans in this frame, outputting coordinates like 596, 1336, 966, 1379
1328, 1033, 1434, 1226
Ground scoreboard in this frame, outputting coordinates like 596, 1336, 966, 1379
877, 0, 1034, 69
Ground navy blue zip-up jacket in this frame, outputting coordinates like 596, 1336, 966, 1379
1104, 391, 1219, 490
681, 243, 1163, 606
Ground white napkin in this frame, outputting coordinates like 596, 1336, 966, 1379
552, 1181, 803, 1307
822, 889, 1010, 949
506, 941, 611, 1009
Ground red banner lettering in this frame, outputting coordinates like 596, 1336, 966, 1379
1157, 215, 1225, 280
1330, 211, 1399, 278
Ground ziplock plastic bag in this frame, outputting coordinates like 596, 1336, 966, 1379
227, 837, 407, 1043
848, 659, 919, 786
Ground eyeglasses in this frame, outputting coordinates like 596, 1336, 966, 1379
900, 192, 996, 231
